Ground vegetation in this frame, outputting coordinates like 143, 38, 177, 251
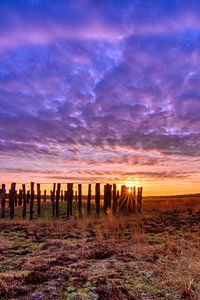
0, 196, 199, 299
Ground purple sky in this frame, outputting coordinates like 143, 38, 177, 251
0, 0, 200, 194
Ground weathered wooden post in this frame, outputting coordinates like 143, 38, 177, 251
120, 185, 126, 212
70, 184, 73, 217
112, 183, 117, 213
9, 183, 16, 219
87, 184, 91, 213
107, 184, 112, 209
95, 183, 100, 215
104, 184, 108, 213
67, 183, 73, 218
27, 190, 30, 203
78, 184, 82, 217
18, 189, 22, 206
22, 184, 26, 219
51, 183, 56, 217
43, 190, 47, 202
14, 190, 18, 206
1, 184, 6, 218
56, 183, 61, 218
64, 191, 67, 202
132, 187, 136, 213
37, 183, 41, 217
137, 187, 143, 213
30, 182, 34, 220
66, 189, 70, 218
133, 186, 136, 198
116, 189, 120, 210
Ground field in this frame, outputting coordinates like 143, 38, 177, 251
0, 196, 199, 300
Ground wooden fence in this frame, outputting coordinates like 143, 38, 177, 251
0, 183, 143, 220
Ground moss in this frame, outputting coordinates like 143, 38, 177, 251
6, 231, 26, 238
31, 242, 44, 251
11, 240, 27, 248
147, 234, 165, 244
65, 282, 94, 300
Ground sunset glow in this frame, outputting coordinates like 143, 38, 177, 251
0, 1, 200, 195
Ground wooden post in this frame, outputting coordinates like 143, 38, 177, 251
56, 183, 61, 218
22, 184, 26, 219
9, 183, 16, 219
95, 183, 100, 215
64, 191, 67, 202
78, 184, 82, 217
1, 184, 6, 218
87, 184, 91, 213
30, 182, 34, 220
107, 184, 112, 209
70, 184, 73, 217
112, 183, 117, 213
37, 183, 41, 216
14, 190, 18, 206
137, 187, 143, 213
116, 190, 120, 210
132, 187, 136, 213
103, 184, 107, 213
133, 186, 136, 198
43, 190, 47, 202
52, 183, 56, 217
120, 185, 126, 212
67, 183, 73, 218
27, 190, 30, 203
18, 189, 22, 206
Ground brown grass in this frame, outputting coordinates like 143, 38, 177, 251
0, 197, 199, 299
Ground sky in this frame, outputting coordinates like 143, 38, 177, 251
0, 0, 200, 195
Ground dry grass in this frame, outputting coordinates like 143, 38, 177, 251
0, 197, 199, 299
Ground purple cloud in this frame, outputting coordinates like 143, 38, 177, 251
0, 0, 200, 193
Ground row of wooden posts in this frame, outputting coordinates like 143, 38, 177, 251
0, 183, 143, 219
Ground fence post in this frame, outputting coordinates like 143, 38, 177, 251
95, 183, 100, 215
112, 183, 117, 213
52, 183, 56, 217
22, 184, 26, 219
78, 184, 82, 217
116, 190, 120, 210
1, 184, 6, 218
27, 190, 30, 203
137, 187, 143, 213
64, 191, 67, 202
37, 183, 41, 217
9, 183, 16, 219
87, 184, 91, 213
107, 184, 112, 210
120, 185, 126, 212
30, 182, 34, 220
56, 183, 61, 218
104, 184, 107, 213
44, 190, 47, 202
18, 189, 22, 206
15, 190, 17, 206
67, 183, 73, 218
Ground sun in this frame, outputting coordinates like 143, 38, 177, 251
126, 182, 133, 188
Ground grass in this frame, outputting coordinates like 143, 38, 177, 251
0, 196, 199, 299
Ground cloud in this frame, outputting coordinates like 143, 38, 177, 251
0, 0, 200, 186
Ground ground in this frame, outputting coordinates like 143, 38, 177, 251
0, 197, 199, 300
